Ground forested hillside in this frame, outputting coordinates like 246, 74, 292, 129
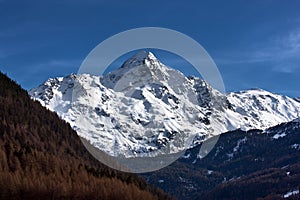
146, 121, 300, 199
0, 71, 171, 200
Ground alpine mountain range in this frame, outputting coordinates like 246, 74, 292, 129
29, 51, 300, 159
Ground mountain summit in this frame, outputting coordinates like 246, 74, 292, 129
29, 51, 300, 161
101, 51, 184, 94
120, 51, 160, 69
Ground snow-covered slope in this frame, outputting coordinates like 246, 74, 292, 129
29, 51, 300, 158
294, 97, 300, 103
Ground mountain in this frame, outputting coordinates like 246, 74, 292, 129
29, 51, 300, 161
0, 71, 171, 199
145, 119, 300, 199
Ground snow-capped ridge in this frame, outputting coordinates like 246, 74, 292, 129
29, 51, 300, 158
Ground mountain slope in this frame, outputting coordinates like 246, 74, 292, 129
29, 51, 300, 160
0, 71, 171, 199
145, 119, 300, 199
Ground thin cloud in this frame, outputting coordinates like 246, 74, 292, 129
31, 59, 81, 70
272, 64, 299, 73
0, 48, 23, 59
0, 50, 8, 59
256, 28, 300, 59
216, 28, 300, 71
282, 29, 300, 54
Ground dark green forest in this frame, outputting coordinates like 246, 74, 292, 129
146, 122, 300, 199
0, 71, 172, 200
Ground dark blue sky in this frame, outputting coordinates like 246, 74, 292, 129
0, 0, 300, 97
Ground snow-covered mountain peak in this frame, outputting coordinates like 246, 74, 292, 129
121, 51, 159, 69
29, 52, 300, 162
101, 51, 191, 99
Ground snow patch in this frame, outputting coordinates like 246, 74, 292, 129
291, 144, 300, 150
273, 132, 287, 139
233, 137, 247, 152
182, 152, 191, 159
284, 189, 299, 198
207, 170, 213, 175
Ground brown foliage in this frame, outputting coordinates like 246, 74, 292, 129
0, 72, 171, 200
